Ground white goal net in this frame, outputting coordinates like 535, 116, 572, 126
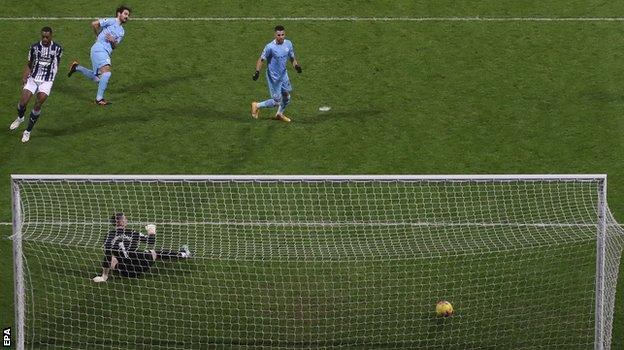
10, 175, 624, 349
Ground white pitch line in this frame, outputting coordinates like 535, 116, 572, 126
0, 17, 623, 22
6, 221, 601, 228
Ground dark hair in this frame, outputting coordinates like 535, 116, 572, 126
116, 5, 131, 15
274, 25, 285, 32
110, 212, 125, 225
41, 26, 52, 33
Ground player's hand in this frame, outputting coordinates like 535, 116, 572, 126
106, 33, 116, 44
145, 224, 156, 235
295, 65, 302, 73
252, 70, 260, 81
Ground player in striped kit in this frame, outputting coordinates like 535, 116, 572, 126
9, 26, 63, 143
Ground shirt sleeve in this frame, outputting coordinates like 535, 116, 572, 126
56, 46, 63, 64
260, 44, 271, 61
27, 46, 34, 63
99, 18, 116, 28
289, 42, 295, 59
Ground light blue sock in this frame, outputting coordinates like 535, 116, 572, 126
258, 99, 277, 108
277, 97, 290, 114
96, 72, 112, 101
76, 65, 97, 81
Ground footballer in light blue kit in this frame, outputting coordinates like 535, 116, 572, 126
251, 25, 302, 122
68, 6, 131, 105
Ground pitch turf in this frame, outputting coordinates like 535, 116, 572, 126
1, 1, 624, 348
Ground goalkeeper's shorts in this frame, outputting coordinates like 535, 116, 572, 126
116, 251, 154, 278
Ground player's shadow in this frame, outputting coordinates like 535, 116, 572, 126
297, 109, 384, 124
119, 72, 198, 94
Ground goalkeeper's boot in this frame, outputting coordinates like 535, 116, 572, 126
9, 117, 24, 130
274, 114, 291, 122
180, 245, 192, 258
67, 61, 79, 77
251, 102, 260, 119
95, 99, 110, 106
21, 130, 30, 143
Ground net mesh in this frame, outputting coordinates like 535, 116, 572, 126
11, 177, 624, 349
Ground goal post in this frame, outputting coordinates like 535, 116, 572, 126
10, 174, 624, 349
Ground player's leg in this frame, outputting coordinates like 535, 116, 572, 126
21, 90, 49, 143
10, 80, 34, 130
93, 256, 118, 283
275, 80, 292, 122
95, 64, 112, 105
150, 246, 192, 260
74, 46, 105, 82
252, 76, 282, 118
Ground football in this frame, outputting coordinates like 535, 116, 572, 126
436, 300, 454, 317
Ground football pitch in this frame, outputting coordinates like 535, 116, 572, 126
1, 1, 624, 348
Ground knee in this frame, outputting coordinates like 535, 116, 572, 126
272, 95, 282, 104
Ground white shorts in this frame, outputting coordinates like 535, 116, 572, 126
23, 77, 53, 96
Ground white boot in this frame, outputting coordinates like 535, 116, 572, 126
10, 117, 24, 130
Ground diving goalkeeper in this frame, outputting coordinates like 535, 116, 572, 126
93, 212, 191, 282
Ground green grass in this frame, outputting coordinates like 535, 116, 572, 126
2, 1, 624, 348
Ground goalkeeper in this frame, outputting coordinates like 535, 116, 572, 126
93, 213, 191, 282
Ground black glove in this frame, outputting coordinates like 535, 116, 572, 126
252, 70, 260, 81
295, 65, 302, 73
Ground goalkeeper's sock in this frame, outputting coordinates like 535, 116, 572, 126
156, 248, 190, 259
156, 249, 179, 260
96, 72, 112, 101
76, 65, 97, 81
26, 108, 41, 132
258, 99, 277, 108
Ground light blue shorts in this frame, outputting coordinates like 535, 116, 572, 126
90, 45, 111, 75
266, 73, 292, 100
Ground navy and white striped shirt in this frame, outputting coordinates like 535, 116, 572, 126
28, 41, 63, 82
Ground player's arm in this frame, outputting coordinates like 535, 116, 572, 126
138, 225, 156, 246
22, 62, 32, 85
106, 34, 118, 49
22, 47, 33, 84
91, 20, 101, 36
253, 57, 264, 81
56, 46, 63, 66
94, 231, 116, 283
291, 57, 302, 73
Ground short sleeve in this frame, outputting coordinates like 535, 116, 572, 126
260, 44, 271, 60
27, 46, 34, 62
289, 42, 295, 59
99, 18, 116, 28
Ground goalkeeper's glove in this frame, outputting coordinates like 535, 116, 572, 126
295, 65, 302, 73
252, 70, 260, 81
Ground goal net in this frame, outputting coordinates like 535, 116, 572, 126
10, 175, 624, 349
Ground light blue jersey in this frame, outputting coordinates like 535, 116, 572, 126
90, 18, 125, 74
93, 17, 125, 55
261, 39, 295, 82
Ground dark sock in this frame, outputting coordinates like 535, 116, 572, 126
17, 104, 26, 118
26, 109, 41, 132
156, 249, 179, 260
